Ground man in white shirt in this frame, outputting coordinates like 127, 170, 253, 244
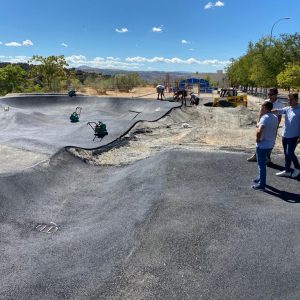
273, 93, 300, 178
252, 101, 278, 191
247, 88, 283, 164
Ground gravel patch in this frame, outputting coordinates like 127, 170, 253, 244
69, 105, 270, 166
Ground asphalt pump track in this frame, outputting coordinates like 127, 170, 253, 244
0, 95, 181, 155
0, 95, 299, 299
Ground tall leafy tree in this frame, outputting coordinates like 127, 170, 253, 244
113, 73, 143, 92
0, 64, 27, 95
277, 62, 300, 91
227, 33, 300, 89
280, 33, 300, 63
30, 55, 68, 91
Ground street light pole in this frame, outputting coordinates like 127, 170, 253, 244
269, 17, 291, 46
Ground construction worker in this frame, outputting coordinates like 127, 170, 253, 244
190, 93, 200, 106
156, 85, 165, 100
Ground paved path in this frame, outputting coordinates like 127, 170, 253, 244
0, 149, 299, 300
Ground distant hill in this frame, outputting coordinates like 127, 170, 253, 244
76, 66, 225, 85
77, 65, 192, 82
0, 62, 225, 86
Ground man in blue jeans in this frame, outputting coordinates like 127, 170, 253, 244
252, 101, 278, 191
247, 87, 283, 163
273, 93, 300, 178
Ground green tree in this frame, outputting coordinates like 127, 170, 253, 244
113, 73, 143, 92
277, 62, 300, 91
280, 33, 300, 63
0, 64, 27, 95
247, 37, 282, 87
30, 55, 68, 91
226, 34, 300, 88
84, 76, 112, 95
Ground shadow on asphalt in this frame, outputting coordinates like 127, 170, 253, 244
265, 184, 300, 203
267, 162, 284, 171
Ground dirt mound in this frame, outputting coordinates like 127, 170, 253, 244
70, 105, 260, 166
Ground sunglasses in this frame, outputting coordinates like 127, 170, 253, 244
268, 93, 275, 96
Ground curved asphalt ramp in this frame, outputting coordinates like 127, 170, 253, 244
0, 149, 299, 299
0, 95, 180, 154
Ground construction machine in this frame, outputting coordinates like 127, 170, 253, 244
213, 88, 247, 107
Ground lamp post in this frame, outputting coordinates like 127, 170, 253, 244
269, 17, 291, 46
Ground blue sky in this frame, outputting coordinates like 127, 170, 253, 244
0, 0, 299, 72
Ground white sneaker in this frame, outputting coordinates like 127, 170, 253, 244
276, 170, 292, 177
291, 168, 300, 178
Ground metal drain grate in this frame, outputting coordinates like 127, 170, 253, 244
35, 222, 58, 234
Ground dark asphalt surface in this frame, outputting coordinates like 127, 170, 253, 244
0, 95, 299, 299
0, 149, 299, 300
0, 95, 180, 154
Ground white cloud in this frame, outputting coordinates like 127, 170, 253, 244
94, 57, 105, 61
0, 55, 31, 63
3, 40, 33, 47
181, 39, 190, 44
204, 2, 213, 9
23, 39, 33, 46
65, 55, 87, 64
215, 1, 225, 7
125, 56, 147, 63
189, 48, 195, 51
106, 56, 120, 61
152, 26, 163, 32
204, 1, 224, 9
126, 56, 230, 66
0, 41, 2, 45
89, 59, 141, 69
115, 28, 128, 33
11, 56, 31, 63
65, 54, 142, 70
0, 53, 230, 70
61, 43, 68, 47
202, 59, 230, 65
5, 42, 22, 47
126, 56, 199, 64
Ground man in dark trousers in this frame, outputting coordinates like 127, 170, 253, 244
190, 93, 200, 106
156, 85, 165, 100
273, 93, 300, 178
252, 101, 278, 191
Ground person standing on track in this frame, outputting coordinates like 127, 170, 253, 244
252, 101, 278, 191
273, 93, 300, 178
247, 88, 283, 164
